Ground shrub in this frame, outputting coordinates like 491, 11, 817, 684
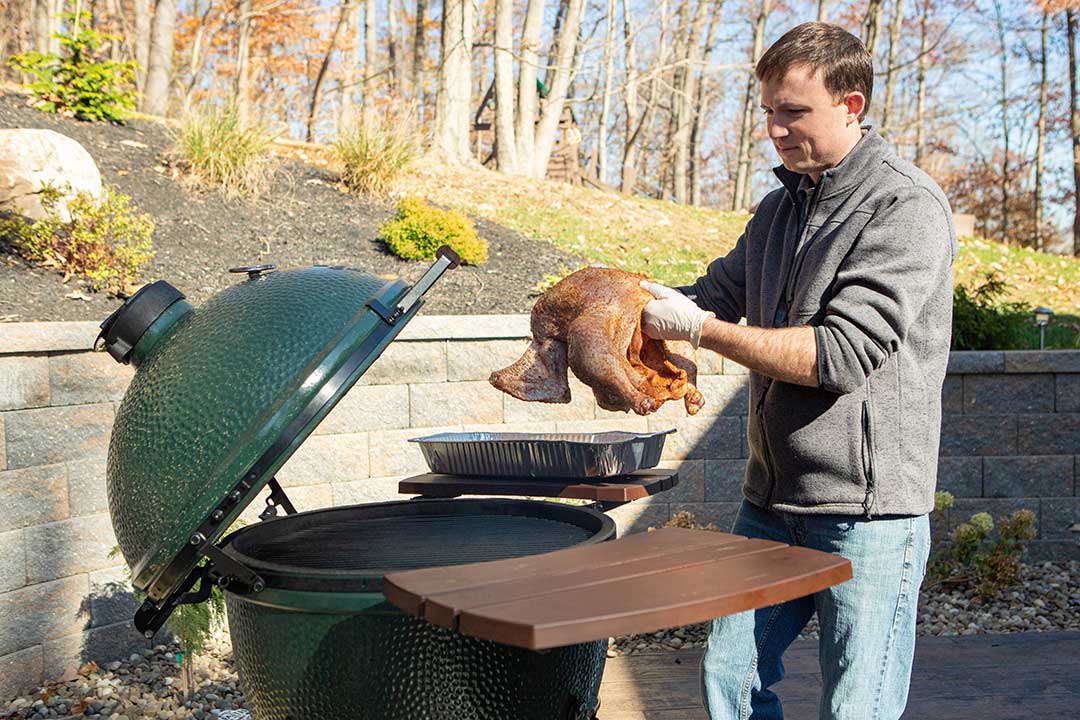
380, 196, 488, 264
951, 273, 1033, 350
925, 490, 1037, 599
0, 182, 154, 293
171, 104, 277, 198
7, 11, 137, 123
335, 118, 419, 196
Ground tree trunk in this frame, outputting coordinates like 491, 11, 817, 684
362, 0, 376, 130
816, 0, 827, 22
620, 0, 638, 193
993, 0, 1008, 243
387, 0, 399, 95
690, 0, 720, 206
32, 0, 54, 53
672, 0, 709, 204
531, 0, 584, 178
338, 0, 359, 132
515, 0, 545, 174
412, 0, 428, 100
733, 0, 769, 211
1034, 9, 1048, 251
597, 0, 616, 184
915, 0, 928, 165
434, 0, 475, 164
494, 0, 518, 173
133, 0, 150, 92
863, 0, 883, 56
234, 0, 254, 125
880, 0, 903, 139
307, 0, 353, 142
1068, 8, 1080, 256
142, 0, 176, 116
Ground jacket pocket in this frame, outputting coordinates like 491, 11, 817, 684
861, 396, 878, 516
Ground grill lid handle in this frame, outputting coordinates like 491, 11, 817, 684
96, 280, 191, 366
368, 245, 460, 325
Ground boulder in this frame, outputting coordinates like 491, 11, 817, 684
0, 128, 103, 222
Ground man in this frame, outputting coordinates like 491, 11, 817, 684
639, 22, 956, 720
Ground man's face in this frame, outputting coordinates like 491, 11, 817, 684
760, 63, 865, 180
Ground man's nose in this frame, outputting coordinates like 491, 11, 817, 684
768, 121, 787, 139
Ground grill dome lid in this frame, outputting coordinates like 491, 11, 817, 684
101, 250, 459, 612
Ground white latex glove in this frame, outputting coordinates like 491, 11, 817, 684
640, 280, 715, 348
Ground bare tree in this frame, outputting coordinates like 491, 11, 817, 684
672, 0, 710, 204
532, 0, 585, 177
387, 0, 400, 95
880, 0, 904, 139
362, 0, 376, 129
691, 0, 721, 205
433, 0, 475, 164
915, 0, 929, 164
1033, 7, 1048, 250
817, 0, 828, 21
338, 0, 360, 132
494, 0, 518, 172
134, 0, 150, 92
863, 0, 884, 56
619, 0, 640, 192
412, 0, 427, 99
307, 0, 353, 141
142, 0, 176, 116
32, 0, 55, 53
515, 0, 545, 173
733, 0, 770, 211
234, 0, 254, 125
597, 0, 617, 184
991, 0, 1009, 242
1068, 7, 1080, 255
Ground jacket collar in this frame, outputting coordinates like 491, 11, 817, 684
772, 126, 884, 202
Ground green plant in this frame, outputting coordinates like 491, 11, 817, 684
951, 273, 1034, 350
171, 104, 278, 198
925, 492, 1037, 599
0, 182, 153, 292
380, 196, 488, 264
7, 11, 137, 123
335, 118, 419, 196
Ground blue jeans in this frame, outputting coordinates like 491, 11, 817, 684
700, 500, 930, 720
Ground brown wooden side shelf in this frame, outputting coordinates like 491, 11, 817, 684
383, 526, 853, 650
397, 467, 678, 503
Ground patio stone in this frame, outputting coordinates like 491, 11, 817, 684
24, 514, 117, 584
983, 455, 1073, 498
43, 620, 149, 682
1056, 374, 1080, 413
1039, 497, 1080, 539
316, 384, 409, 435
705, 458, 748, 502
3, 403, 114, 470
0, 645, 42, 700
939, 415, 1016, 456
508, 379, 595, 423
331, 476, 402, 506
48, 353, 132, 406
553, 418, 648, 434
410, 381, 504, 427
359, 341, 446, 385
963, 374, 1054, 414
65, 454, 108, 517
605, 503, 672, 535
0, 574, 90, 657
941, 376, 963, 413
947, 351, 1004, 374
0, 463, 68, 533
1018, 413, 1080, 455
0, 530, 25, 594
651, 415, 744, 461
368, 424, 462, 478
88, 566, 138, 628
671, 502, 741, 532
936, 456, 982, 498
0, 414, 5, 471
0, 357, 49, 412
278, 432, 369, 486
1003, 351, 1080, 373
0, 322, 97, 354
447, 339, 530, 381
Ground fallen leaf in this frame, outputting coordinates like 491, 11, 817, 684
77, 661, 98, 676
119, 139, 148, 149
65, 291, 91, 301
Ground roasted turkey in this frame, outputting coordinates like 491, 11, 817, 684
489, 267, 705, 416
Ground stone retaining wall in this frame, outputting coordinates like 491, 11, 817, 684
0, 318, 1077, 697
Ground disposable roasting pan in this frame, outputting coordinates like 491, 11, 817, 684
409, 430, 676, 478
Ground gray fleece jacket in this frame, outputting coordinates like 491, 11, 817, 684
682, 129, 957, 517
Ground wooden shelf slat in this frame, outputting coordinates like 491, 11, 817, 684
397, 467, 678, 502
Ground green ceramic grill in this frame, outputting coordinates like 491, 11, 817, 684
100, 248, 612, 720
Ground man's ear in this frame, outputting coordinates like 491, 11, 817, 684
844, 92, 866, 123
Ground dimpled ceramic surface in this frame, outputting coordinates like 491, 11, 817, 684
106, 266, 400, 596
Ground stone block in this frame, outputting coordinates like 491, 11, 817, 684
605, 503, 671, 535
705, 458, 748, 502
447, 339, 530, 382
368, 425, 462, 478
935, 456, 982, 498
695, 351, 724, 376
949, 498, 1039, 537
637, 460, 703, 504
650, 415, 744, 461
0, 357, 49, 412
331, 476, 403, 506
0, 322, 98, 355
88, 567, 137, 629
65, 454, 107, 517
0, 645, 42, 700
48, 353, 132, 406
1038, 497, 1080, 540
0, 414, 5, 472
983, 455, 1073, 498
1056, 374, 1080, 413
939, 415, 1016, 456
722, 358, 749, 375
507, 379, 595, 423
696, 375, 750, 416
315, 384, 409, 435
281, 484, 334, 513
553, 419, 649, 434
0, 463, 68, 533
940, 376, 963, 414
4, 403, 114, 470
464, 421, 559, 434
671, 502, 741, 532
0, 530, 24, 594
1018, 414, 1080, 455
410, 381, 504, 427
278, 433, 369, 487
398, 315, 530, 341
1003, 351, 1080, 373
947, 351, 1004, 374
359, 342, 446, 385
0, 574, 90, 657
1023, 540, 1079, 563
963, 374, 1054, 414
25, 515, 116, 585
42, 620, 151, 682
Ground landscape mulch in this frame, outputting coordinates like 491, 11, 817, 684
0, 91, 581, 323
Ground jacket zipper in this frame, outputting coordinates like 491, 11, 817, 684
861, 392, 877, 517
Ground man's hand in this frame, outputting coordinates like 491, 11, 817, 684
640, 280, 715, 348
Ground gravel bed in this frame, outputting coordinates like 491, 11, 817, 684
3, 561, 1076, 718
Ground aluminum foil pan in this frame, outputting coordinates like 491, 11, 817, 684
409, 430, 676, 478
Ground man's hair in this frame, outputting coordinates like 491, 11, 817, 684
755, 22, 873, 120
